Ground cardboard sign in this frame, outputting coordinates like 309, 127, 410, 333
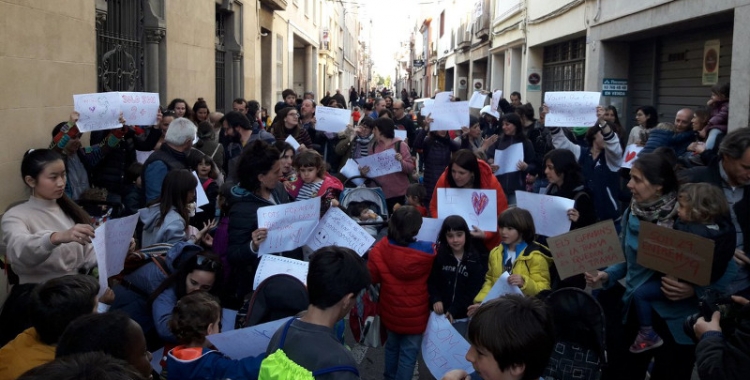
515, 191, 575, 237
547, 220, 625, 279
257, 198, 320, 254
73, 92, 124, 132
493, 144, 524, 175
544, 91, 601, 127
621, 144, 644, 169
421, 313, 475, 379
306, 207, 375, 256
637, 222, 715, 286
429, 101, 470, 131
355, 149, 403, 178
314, 106, 350, 133
437, 188, 498, 232
253, 255, 309, 290
119, 92, 160, 126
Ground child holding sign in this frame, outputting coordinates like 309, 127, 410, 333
286, 150, 343, 213
629, 183, 736, 353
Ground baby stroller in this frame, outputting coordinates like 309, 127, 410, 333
340, 176, 390, 234
234, 274, 309, 329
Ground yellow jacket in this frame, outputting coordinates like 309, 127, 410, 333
474, 241, 553, 301
0, 328, 55, 380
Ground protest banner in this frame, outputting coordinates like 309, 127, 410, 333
416, 217, 444, 243
119, 92, 160, 126
468, 91, 487, 109
135, 150, 153, 164
253, 255, 309, 290
93, 214, 140, 296
637, 222, 715, 286
207, 317, 292, 359
315, 106, 350, 133
547, 220, 625, 279
284, 135, 300, 150
437, 188, 498, 232
421, 313, 475, 379
74, 92, 124, 132
544, 91, 601, 127
481, 272, 523, 304
257, 197, 320, 254
339, 159, 365, 186
493, 144, 525, 175
306, 207, 375, 256
515, 191, 575, 237
621, 144, 643, 169
355, 149, 403, 178
429, 101, 470, 131
491, 90, 503, 113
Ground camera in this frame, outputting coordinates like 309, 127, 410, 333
683, 290, 740, 342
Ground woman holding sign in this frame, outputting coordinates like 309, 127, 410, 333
586, 153, 737, 380
269, 107, 313, 150
483, 113, 536, 205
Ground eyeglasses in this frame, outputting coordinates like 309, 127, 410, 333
162, 110, 176, 117
287, 113, 300, 117
196, 255, 220, 270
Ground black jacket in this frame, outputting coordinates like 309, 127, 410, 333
695, 302, 750, 380
428, 247, 487, 320
485, 135, 537, 199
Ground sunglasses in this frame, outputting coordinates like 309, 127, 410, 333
196, 255, 220, 270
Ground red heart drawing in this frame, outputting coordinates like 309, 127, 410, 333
472, 192, 489, 216
625, 151, 637, 162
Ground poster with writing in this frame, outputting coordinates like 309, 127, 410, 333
621, 144, 644, 169
253, 255, 309, 289
340, 159, 365, 186
257, 198, 320, 254
306, 207, 375, 256
207, 317, 292, 359
544, 91, 601, 127
421, 313, 475, 379
73, 92, 124, 132
284, 135, 300, 150
515, 191, 575, 237
547, 220, 625, 279
468, 91, 487, 109
493, 144, 525, 175
491, 90, 503, 113
135, 150, 153, 164
481, 272, 523, 304
429, 101, 470, 131
92, 214, 140, 296
434, 91, 453, 103
119, 92, 160, 126
637, 222, 715, 286
355, 149, 403, 178
437, 188, 498, 232
420, 98, 435, 116
416, 218, 444, 243
315, 106, 350, 133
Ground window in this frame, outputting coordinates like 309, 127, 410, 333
96, 0, 144, 92
305, 0, 310, 18
440, 11, 445, 37
542, 38, 586, 93
215, 9, 226, 112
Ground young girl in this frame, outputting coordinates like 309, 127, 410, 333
629, 183, 736, 353
166, 292, 263, 380
286, 150, 343, 213
702, 82, 730, 150
189, 154, 220, 228
394, 183, 429, 216
428, 216, 487, 336
469, 208, 553, 315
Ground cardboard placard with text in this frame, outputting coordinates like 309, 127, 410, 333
637, 222, 714, 286
547, 220, 625, 279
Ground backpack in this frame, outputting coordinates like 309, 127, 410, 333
527, 241, 563, 291
259, 318, 359, 380
120, 243, 174, 278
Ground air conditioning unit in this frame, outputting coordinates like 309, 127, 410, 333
458, 77, 468, 90
472, 78, 484, 91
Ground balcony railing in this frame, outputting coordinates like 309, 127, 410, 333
260, 0, 287, 11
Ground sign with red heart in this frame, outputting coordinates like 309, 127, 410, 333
621, 144, 644, 169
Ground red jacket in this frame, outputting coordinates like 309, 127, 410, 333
368, 238, 435, 335
429, 159, 509, 251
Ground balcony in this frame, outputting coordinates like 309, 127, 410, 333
474, 7, 490, 40
260, 0, 287, 11
457, 23, 471, 50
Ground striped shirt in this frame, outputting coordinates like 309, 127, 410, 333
297, 181, 323, 200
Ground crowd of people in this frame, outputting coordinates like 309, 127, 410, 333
0, 84, 748, 380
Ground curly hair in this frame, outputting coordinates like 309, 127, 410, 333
678, 183, 730, 224
168, 291, 221, 345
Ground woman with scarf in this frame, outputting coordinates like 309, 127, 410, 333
335, 116, 376, 172
586, 152, 737, 380
484, 113, 537, 205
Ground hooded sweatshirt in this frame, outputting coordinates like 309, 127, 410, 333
139, 205, 186, 247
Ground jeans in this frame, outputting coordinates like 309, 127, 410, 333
384, 330, 423, 380
632, 278, 665, 327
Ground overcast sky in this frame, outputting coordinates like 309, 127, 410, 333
357, 0, 421, 77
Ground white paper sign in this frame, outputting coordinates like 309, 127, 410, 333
74, 92, 124, 132
493, 144, 525, 175
340, 159, 365, 186
435, 91, 453, 103
394, 129, 407, 140
416, 217, 444, 243
257, 198, 321, 254
221, 309, 238, 332
491, 90, 503, 113
481, 272, 523, 304
150, 348, 164, 372
92, 214, 140, 296
315, 106, 350, 133
515, 191, 575, 237
120, 92, 160, 126
544, 91, 601, 127
355, 149, 403, 178
420, 99, 435, 116
284, 135, 300, 150
430, 101, 470, 131
421, 313, 475, 379
207, 317, 292, 359
306, 207, 375, 256
621, 144, 644, 169
253, 255, 309, 290
135, 150, 153, 164
468, 91, 488, 109
437, 188, 498, 232
192, 171, 209, 207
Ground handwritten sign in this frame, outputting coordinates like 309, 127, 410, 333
207, 317, 292, 359
355, 149, 403, 178
416, 217, 444, 243
421, 313, 475, 379
284, 135, 300, 151
468, 91, 487, 109
306, 207, 375, 256
340, 159, 365, 186
315, 106, 350, 133
481, 272, 523, 303
544, 91, 601, 127
437, 188, 497, 232
430, 101, 470, 131
74, 92, 124, 132
547, 220, 625, 279
515, 191, 575, 237
135, 150, 153, 164
119, 92, 160, 126
253, 255, 309, 290
92, 214, 140, 296
621, 144, 644, 169
637, 222, 714, 286
491, 90, 503, 113
493, 144, 525, 175
257, 198, 320, 254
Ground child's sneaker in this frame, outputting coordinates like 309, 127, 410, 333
630, 328, 664, 353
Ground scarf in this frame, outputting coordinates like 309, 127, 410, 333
630, 191, 678, 227
353, 134, 373, 158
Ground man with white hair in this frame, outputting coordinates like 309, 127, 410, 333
141, 117, 198, 204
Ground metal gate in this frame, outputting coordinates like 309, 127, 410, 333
542, 38, 586, 95
215, 8, 227, 113
96, 0, 144, 92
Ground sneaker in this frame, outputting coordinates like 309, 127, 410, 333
630, 329, 664, 353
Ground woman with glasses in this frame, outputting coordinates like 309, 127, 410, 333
269, 107, 313, 150
335, 116, 376, 172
